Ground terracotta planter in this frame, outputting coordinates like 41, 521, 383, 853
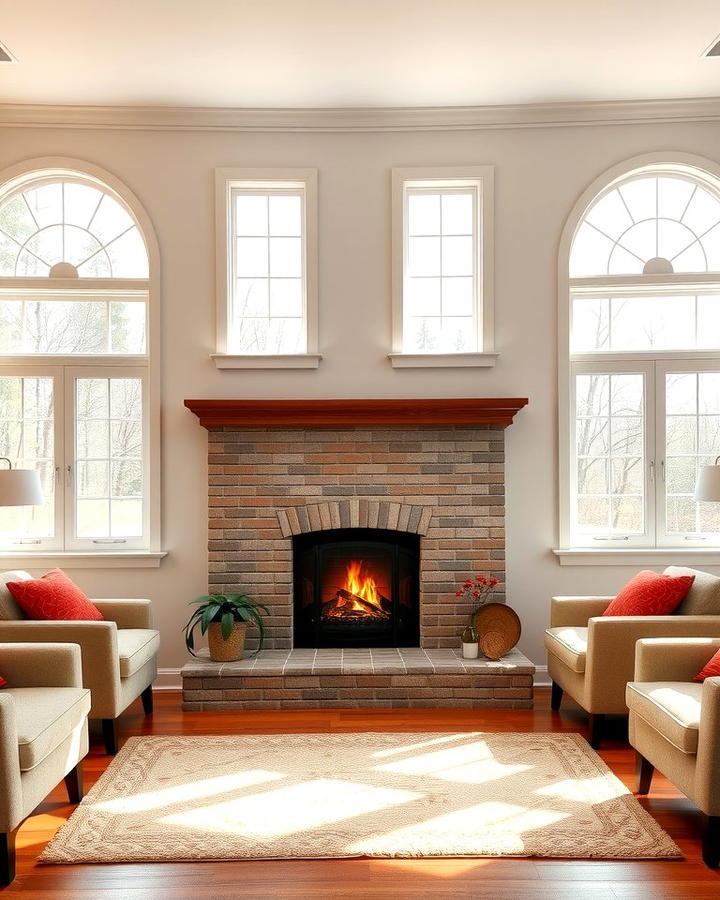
207, 621, 247, 662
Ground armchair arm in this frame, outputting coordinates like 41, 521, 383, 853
0, 620, 120, 717
634, 637, 720, 683
0, 695, 21, 830
586, 616, 720, 713
0, 642, 83, 688
550, 596, 613, 627
697, 677, 720, 816
91, 598, 153, 629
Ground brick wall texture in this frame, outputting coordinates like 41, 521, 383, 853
207, 426, 505, 649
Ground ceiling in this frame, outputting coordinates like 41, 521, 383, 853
1, 0, 720, 110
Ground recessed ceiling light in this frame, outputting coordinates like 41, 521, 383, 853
703, 34, 720, 57
0, 41, 16, 63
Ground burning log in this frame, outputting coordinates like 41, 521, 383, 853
322, 587, 391, 620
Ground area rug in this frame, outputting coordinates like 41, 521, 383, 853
40, 732, 681, 863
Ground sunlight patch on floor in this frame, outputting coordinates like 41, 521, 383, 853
161, 778, 422, 839
92, 770, 286, 814
349, 801, 570, 855
534, 775, 625, 804
372, 734, 473, 759
374, 739, 531, 785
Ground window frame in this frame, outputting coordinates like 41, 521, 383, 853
558, 153, 720, 559
213, 167, 320, 369
389, 166, 496, 368
0, 158, 162, 565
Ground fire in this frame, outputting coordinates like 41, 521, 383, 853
344, 560, 382, 613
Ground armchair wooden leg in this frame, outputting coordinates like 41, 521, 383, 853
64, 761, 84, 804
141, 684, 153, 715
703, 816, 720, 869
0, 829, 17, 886
550, 681, 563, 711
589, 713, 605, 750
635, 751, 654, 795
102, 718, 119, 755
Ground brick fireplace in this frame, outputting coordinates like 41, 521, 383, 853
182, 398, 534, 710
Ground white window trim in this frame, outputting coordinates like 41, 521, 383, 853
390, 165, 495, 367
0, 157, 162, 562
213, 167, 319, 368
557, 151, 720, 560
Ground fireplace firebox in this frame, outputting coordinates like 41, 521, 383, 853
293, 528, 420, 648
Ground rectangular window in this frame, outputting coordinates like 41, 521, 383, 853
0, 372, 58, 548
214, 169, 318, 366
0, 291, 147, 355
0, 367, 148, 552
569, 360, 720, 547
391, 167, 494, 366
71, 373, 145, 546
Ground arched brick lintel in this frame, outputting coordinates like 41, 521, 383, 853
277, 500, 432, 538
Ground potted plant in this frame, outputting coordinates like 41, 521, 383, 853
183, 593, 270, 662
455, 574, 499, 659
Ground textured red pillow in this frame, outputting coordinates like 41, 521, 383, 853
693, 648, 720, 683
0, 676, 6, 688
603, 569, 695, 617
6, 569, 103, 621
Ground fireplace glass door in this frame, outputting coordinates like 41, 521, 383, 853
293, 528, 420, 648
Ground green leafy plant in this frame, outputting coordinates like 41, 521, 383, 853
183, 593, 270, 658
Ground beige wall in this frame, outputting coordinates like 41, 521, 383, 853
2, 119, 719, 681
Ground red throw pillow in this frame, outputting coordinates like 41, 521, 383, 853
693, 648, 720, 683
6, 569, 103, 621
0, 676, 6, 688
603, 569, 695, 617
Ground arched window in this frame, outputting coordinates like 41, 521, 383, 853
0, 161, 159, 557
560, 157, 720, 551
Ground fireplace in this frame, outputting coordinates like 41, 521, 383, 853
293, 528, 420, 648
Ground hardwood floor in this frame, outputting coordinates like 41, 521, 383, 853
3, 688, 720, 899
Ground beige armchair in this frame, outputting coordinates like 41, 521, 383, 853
0, 571, 159, 755
0, 642, 90, 884
627, 637, 720, 868
544, 567, 720, 748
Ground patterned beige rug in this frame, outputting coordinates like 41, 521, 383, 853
41, 732, 681, 863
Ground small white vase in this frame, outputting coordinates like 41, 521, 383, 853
462, 641, 479, 659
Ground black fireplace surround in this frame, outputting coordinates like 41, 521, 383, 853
293, 528, 420, 648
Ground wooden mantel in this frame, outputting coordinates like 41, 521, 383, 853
184, 398, 528, 429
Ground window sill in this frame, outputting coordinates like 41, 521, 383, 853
554, 547, 720, 567
0, 551, 167, 569
388, 352, 499, 369
211, 353, 322, 370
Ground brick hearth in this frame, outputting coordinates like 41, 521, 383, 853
181, 648, 535, 710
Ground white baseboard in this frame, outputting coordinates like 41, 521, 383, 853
155, 667, 182, 690
533, 665, 550, 687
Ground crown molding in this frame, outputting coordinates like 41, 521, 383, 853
2, 97, 720, 133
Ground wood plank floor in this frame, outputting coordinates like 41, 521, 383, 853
3, 688, 720, 899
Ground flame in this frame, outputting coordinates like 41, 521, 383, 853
344, 560, 382, 612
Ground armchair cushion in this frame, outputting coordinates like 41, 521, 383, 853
117, 629, 160, 678
664, 566, 720, 616
603, 570, 694, 617
7, 686, 91, 770
0, 571, 31, 621
544, 626, 588, 673
7, 569, 103, 622
626, 681, 702, 754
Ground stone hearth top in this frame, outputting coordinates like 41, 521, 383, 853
182, 647, 534, 677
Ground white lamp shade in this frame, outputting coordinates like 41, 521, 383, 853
0, 468, 44, 506
695, 464, 720, 502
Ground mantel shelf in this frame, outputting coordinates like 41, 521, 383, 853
184, 397, 528, 429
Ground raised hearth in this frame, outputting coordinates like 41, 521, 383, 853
181, 648, 535, 710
